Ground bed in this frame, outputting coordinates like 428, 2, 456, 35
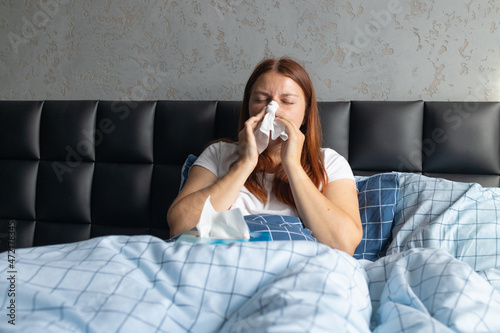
1, 100, 499, 332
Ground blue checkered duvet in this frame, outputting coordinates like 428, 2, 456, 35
0, 237, 371, 332
387, 173, 500, 291
1, 172, 500, 332
1, 239, 499, 332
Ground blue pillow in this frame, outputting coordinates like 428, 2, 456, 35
353, 173, 400, 261
244, 214, 316, 241
179, 154, 198, 191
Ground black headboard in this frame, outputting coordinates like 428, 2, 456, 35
1, 100, 499, 250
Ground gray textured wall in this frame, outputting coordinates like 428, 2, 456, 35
1, 0, 499, 101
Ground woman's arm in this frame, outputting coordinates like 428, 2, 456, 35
166, 108, 266, 237
287, 167, 362, 255
167, 161, 255, 237
276, 111, 362, 255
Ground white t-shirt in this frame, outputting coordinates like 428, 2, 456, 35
193, 141, 354, 217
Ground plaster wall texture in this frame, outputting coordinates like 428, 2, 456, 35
1, 0, 499, 101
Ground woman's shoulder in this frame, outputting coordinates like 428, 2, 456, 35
204, 140, 238, 155
320, 147, 354, 181
194, 141, 238, 178
320, 147, 345, 160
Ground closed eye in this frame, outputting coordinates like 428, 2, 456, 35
254, 99, 270, 104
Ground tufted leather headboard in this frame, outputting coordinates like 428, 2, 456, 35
1, 100, 499, 250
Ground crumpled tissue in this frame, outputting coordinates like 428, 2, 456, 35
196, 195, 250, 239
254, 100, 288, 153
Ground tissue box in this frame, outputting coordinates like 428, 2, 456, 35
177, 230, 271, 245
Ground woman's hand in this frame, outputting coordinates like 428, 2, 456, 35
237, 107, 266, 168
275, 110, 305, 173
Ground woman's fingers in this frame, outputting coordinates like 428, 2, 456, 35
249, 107, 267, 130
237, 107, 267, 166
275, 111, 301, 137
275, 111, 305, 168
241, 106, 267, 141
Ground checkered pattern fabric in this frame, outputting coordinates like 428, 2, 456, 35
354, 173, 399, 261
363, 248, 500, 332
244, 214, 316, 241
0, 236, 371, 332
388, 172, 500, 273
2, 172, 500, 332
2, 235, 499, 332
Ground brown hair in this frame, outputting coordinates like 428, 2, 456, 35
239, 57, 327, 208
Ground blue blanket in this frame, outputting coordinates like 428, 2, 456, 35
387, 172, 500, 291
1, 173, 500, 332
1, 236, 499, 332
1, 236, 371, 332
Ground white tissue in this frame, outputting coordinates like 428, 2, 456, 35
254, 100, 288, 154
196, 196, 250, 239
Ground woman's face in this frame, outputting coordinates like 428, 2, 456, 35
248, 71, 306, 129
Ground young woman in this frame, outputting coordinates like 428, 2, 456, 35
167, 57, 362, 255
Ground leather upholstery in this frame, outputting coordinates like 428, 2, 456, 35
1, 100, 499, 250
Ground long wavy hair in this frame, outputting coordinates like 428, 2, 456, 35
238, 57, 327, 208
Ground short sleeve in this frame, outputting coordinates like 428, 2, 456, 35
322, 148, 354, 182
192, 141, 238, 179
